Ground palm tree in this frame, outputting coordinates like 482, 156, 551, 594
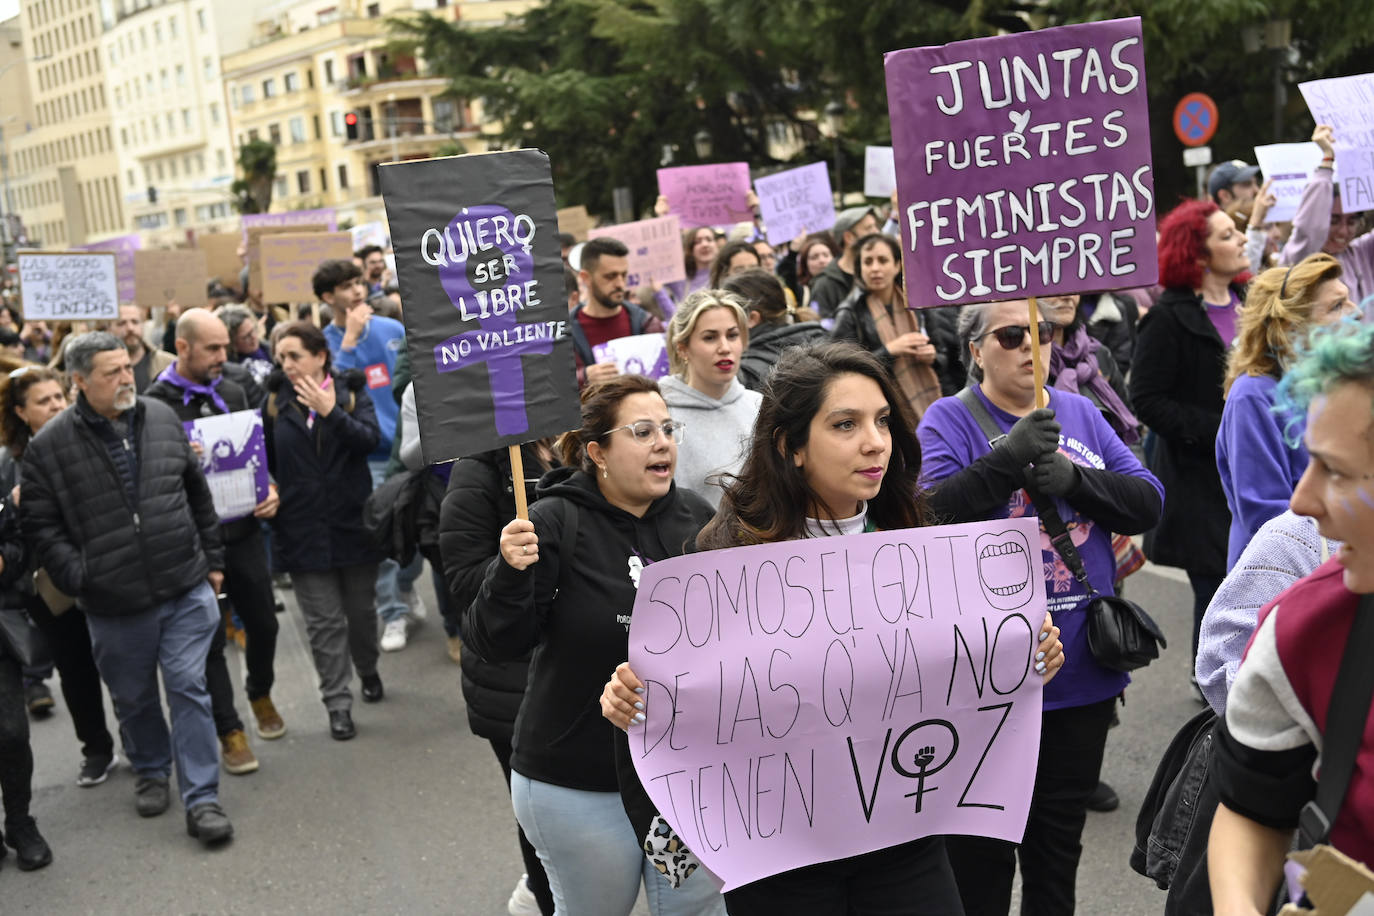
231, 140, 277, 214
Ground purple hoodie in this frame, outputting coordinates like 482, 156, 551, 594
1281, 168, 1374, 313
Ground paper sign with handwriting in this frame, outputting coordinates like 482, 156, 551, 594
135, 249, 209, 309
246, 223, 332, 297
260, 232, 354, 303
77, 234, 140, 302
18, 251, 119, 319
885, 17, 1157, 306
627, 517, 1045, 891
197, 234, 243, 289
864, 146, 898, 198
592, 333, 670, 379
658, 163, 754, 229
1299, 74, 1374, 213
1253, 143, 1326, 224
588, 214, 687, 287
557, 206, 594, 242
754, 163, 836, 245
183, 410, 270, 523
349, 221, 390, 252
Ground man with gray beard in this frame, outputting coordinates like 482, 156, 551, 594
19, 332, 232, 846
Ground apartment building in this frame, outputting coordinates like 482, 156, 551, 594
0, 15, 37, 250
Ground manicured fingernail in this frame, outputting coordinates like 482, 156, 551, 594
1035, 662, 1047, 674
633, 713, 646, 724
634, 687, 645, 695
1039, 630, 1050, 641
634, 702, 644, 711
1036, 651, 1046, 661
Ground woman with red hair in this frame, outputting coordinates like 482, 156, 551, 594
1130, 199, 1251, 694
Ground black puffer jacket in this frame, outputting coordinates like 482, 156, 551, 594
263, 368, 382, 572
0, 450, 29, 611
439, 445, 559, 742
831, 288, 965, 397
21, 396, 224, 616
737, 321, 829, 391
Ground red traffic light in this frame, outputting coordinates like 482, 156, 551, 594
344, 112, 358, 126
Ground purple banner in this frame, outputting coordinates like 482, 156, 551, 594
884, 17, 1158, 307
657, 163, 754, 229
183, 410, 270, 523
77, 233, 141, 303
754, 162, 836, 246
242, 208, 338, 240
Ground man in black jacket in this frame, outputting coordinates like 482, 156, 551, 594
146, 309, 283, 779
21, 331, 233, 846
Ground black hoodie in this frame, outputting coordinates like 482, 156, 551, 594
465, 466, 714, 791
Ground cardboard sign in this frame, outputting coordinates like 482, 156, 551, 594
1299, 74, 1374, 213
17, 251, 120, 319
557, 205, 594, 242
379, 149, 580, 463
134, 249, 209, 309
628, 517, 1045, 891
241, 208, 337, 237
197, 233, 244, 289
657, 163, 754, 228
592, 333, 670, 379
182, 410, 270, 523
864, 146, 898, 198
260, 232, 354, 303
77, 233, 140, 302
885, 17, 1158, 307
245, 223, 332, 297
587, 214, 687, 287
1253, 143, 1326, 224
754, 162, 836, 245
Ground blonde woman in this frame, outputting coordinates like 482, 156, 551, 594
660, 289, 762, 508
1217, 253, 1360, 569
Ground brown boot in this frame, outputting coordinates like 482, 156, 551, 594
220, 729, 259, 775
250, 695, 286, 740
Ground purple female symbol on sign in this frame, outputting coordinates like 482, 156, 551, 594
429, 203, 549, 437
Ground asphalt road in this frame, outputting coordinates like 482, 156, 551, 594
4, 563, 1201, 914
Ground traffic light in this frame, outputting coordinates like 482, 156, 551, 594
345, 111, 359, 141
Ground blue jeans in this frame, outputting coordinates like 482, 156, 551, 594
368, 459, 423, 624
511, 771, 726, 916
86, 582, 221, 809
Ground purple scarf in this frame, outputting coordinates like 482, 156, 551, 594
156, 363, 230, 415
1048, 326, 1141, 445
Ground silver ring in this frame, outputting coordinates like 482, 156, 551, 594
522, 545, 528, 555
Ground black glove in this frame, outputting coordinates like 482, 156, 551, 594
999, 408, 1061, 466
1026, 451, 1079, 498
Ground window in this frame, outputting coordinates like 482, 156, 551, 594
337, 163, 348, 189
128, 169, 135, 186
168, 155, 177, 176
197, 9, 206, 32
268, 123, 281, 145
114, 87, 122, 108
241, 84, 255, 103
160, 69, 168, 92
366, 2, 379, 17
319, 167, 327, 192
296, 170, 309, 194
262, 78, 276, 98
208, 102, 220, 124
312, 114, 321, 140
175, 65, 186, 87
273, 176, 287, 199
306, 69, 314, 89
139, 26, 147, 49
284, 71, 298, 92
216, 149, 226, 169
182, 109, 192, 131
119, 127, 128, 146
165, 112, 174, 135
174, 207, 186, 226
203, 57, 213, 80
231, 86, 239, 107
247, 128, 259, 142
432, 98, 456, 133
168, 16, 177, 38
329, 111, 342, 137
153, 21, 161, 43
323, 59, 334, 84
289, 117, 304, 143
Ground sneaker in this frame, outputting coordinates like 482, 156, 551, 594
220, 730, 259, 775
328, 708, 356, 740
250, 696, 286, 740
25, 683, 54, 718
4, 818, 53, 871
77, 754, 117, 787
446, 635, 463, 665
185, 802, 234, 845
360, 673, 384, 703
507, 874, 540, 916
380, 617, 408, 652
1087, 780, 1120, 813
134, 776, 171, 817
404, 589, 428, 622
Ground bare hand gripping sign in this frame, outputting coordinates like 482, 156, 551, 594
379, 150, 579, 463
627, 517, 1046, 891
885, 17, 1158, 307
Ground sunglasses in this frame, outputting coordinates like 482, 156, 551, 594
977, 321, 1055, 350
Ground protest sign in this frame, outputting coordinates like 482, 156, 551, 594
864, 146, 898, 198
628, 517, 1045, 891
885, 17, 1158, 307
379, 149, 579, 464
242, 207, 337, 237
134, 249, 209, 309
754, 163, 836, 245
17, 251, 119, 319
1253, 143, 1325, 224
183, 410, 270, 523
592, 333, 670, 379
349, 221, 390, 252
245, 223, 332, 297
657, 163, 754, 228
1298, 74, 1374, 213
197, 233, 243, 289
588, 214, 687, 287
260, 232, 354, 303
557, 205, 594, 242
77, 233, 140, 302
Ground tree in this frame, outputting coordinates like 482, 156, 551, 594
231, 140, 277, 215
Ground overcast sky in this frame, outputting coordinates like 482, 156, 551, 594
0, 1, 19, 23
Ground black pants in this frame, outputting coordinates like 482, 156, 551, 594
489, 737, 555, 916
206, 532, 281, 736
0, 650, 33, 828
1186, 571, 1225, 669
26, 598, 114, 760
723, 837, 964, 915
946, 697, 1116, 916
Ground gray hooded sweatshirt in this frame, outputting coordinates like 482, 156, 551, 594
658, 375, 762, 509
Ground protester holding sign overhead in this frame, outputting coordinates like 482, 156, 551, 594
464, 376, 723, 916
1281, 125, 1374, 311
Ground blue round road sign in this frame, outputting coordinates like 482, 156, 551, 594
1173, 93, 1218, 148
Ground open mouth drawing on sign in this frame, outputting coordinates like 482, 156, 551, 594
974, 530, 1034, 610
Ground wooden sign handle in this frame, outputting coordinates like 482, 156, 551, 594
1029, 296, 1046, 410
509, 444, 529, 520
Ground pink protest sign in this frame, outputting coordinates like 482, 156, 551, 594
657, 163, 753, 229
588, 214, 687, 287
754, 162, 836, 246
627, 517, 1045, 891
884, 17, 1157, 307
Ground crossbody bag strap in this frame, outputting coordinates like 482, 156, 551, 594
1299, 594, 1374, 847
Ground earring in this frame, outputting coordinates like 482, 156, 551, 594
601, 465, 608, 479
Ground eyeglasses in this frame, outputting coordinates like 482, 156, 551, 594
977, 321, 1055, 350
602, 420, 685, 444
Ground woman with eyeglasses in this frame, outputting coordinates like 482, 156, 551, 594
1130, 198, 1250, 685
917, 299, 1162, 916
465, 375, 725, 916
1281, 125, 1374, 311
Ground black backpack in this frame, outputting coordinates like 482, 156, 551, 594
362, 468, 446, 565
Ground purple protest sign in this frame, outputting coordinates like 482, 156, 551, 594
754, 162, 836, 246
183, 410, 269, 522
77, 233, 141, 302
885, 17, 1157, 307
379, 150, 580, 464
627, 517, 1045, 891
657, 163, 754, 229
241, 207, 338, 239
593, 333, 670, 379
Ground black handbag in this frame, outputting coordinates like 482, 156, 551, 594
0, 606, 47, 669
